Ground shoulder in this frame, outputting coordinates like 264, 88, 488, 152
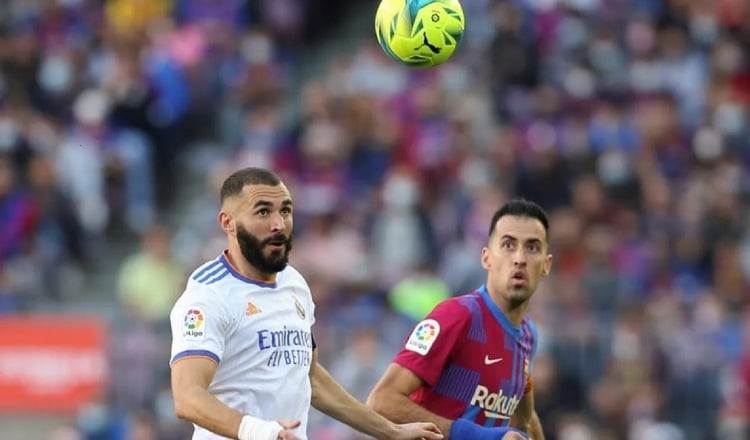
172, 258, 227, 313
521, 315, 538, 335
279, 264, 305, 281
520, 315, 540, 350
278, 264, 312, 294
435, 293, 481, 317
187, 257, 230, 286
278, 264, 307, 284
425, 294, 476, 326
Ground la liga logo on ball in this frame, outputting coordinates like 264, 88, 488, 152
183, 308, 205, 340
375, 0, 465, 68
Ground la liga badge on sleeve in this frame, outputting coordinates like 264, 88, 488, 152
405, 319, 440, 355
183, 307, 206, 340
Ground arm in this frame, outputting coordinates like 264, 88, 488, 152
171, 357, 244, 438
367, 363, 454, 435
309, 349, 442, 440
171, 357, 296, 440
509, 390, 544, 440
368, 363, 529, 440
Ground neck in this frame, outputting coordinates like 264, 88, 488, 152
224, 247, 276, 283
486, 286, 527, 328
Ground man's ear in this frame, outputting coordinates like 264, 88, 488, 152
218, 210, 235, 235
543, 254, 553, 276
481, 247, 491, 270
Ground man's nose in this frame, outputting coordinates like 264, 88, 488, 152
513, 249, 527, 266
270, 212, 285, 231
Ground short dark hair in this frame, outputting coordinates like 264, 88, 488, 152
488, 199, 549, 239
220, 167, 283, 204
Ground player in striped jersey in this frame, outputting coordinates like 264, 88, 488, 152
368, 200, 551, 440
170, 167, 443, 440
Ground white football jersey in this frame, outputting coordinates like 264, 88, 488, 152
170, 252, 316, 440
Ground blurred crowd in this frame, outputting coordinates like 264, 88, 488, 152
2, 0, 750, 439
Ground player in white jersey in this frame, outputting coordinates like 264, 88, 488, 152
170, 167, 443, 440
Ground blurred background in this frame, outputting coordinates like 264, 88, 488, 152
0, 0, 749, 439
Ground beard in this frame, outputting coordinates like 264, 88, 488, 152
507, 286, 532, 304
507, 278, 534, 304
236, 224, 293, 274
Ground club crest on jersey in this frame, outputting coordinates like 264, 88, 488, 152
293, 296, 306, 320
405, 319, 440, 355
183, 307, 205, 340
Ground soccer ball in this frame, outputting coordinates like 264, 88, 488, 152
375, 0, 465, 68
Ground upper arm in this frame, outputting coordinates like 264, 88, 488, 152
169, 285, 227, 367
391, 300, 470, 387
309, 347, 319, 378
369, 363, 424, 402
171, 356, 219, 400
510, 388, 535, 429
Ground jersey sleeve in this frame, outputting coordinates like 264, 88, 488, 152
290, 265, 316, 346
524, 318, 540, 395
304, 280, 316, 329
308, 298, 316, 349
392, 299, 470, 387
169, 282, 231, 367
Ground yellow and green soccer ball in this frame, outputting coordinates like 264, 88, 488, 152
375, 0, 465, 68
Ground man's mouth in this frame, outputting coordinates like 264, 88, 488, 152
266, 238, 287, 250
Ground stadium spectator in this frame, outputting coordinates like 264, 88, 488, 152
116, 223, 184, 325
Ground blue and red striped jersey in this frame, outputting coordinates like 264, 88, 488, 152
393, 285, 538, 426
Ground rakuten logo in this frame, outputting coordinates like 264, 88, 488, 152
470, 385, 521, 419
